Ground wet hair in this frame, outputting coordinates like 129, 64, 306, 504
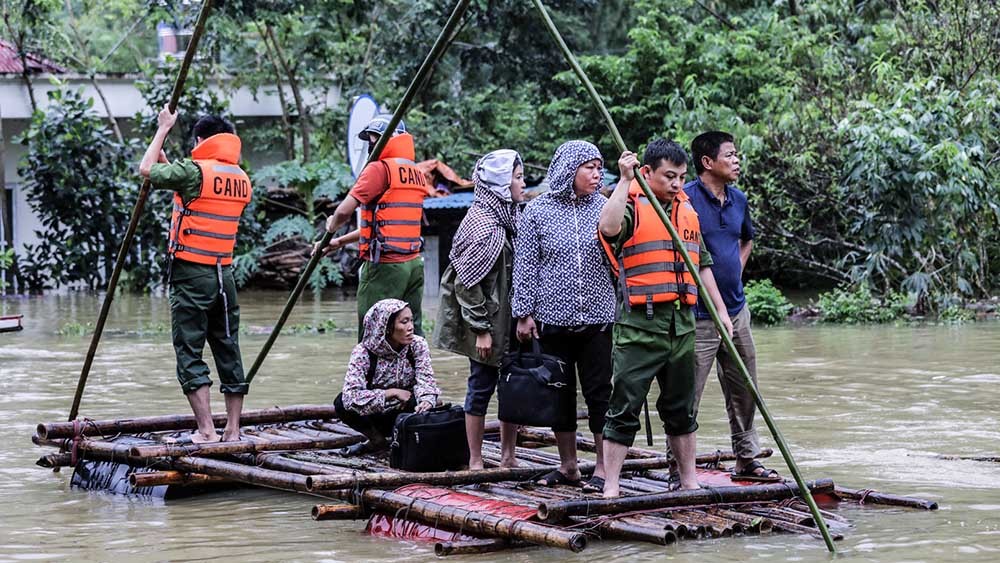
642, 139, 688, 170
691, 131, 735, 174
192, 115, 235, 141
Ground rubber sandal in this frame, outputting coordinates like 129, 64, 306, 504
339, 440, 383, 457
581, 476, 605, 493
731, 460, 782, 482
536, 469, 580, 487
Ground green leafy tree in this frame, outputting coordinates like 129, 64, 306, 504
16, 88, 139, 291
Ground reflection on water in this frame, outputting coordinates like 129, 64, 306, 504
2, 292, 999, 562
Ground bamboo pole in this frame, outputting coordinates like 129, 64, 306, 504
172, 456, 310, 492
251, 454, 348, 476
312, 503, 368, 521
746, 506, 814, 527
129, 470, 230, 488
39, 404, 339, 440
305, 457, 673, 491
244, 0, 472, 384
35, 452, 73, 469
707, 508, 774, 534
670, 510, 737, 537
357, 489, 588, 552
435, 539, 528, 556
68, 0, 216, 423
529, 0, 836, 553
568, 515, 677, 545
629, 514, 700, 539
834, 486, 938, 510
129, 434, 362, 458
537, 478, 835, 523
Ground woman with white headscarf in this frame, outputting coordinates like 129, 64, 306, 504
433, 149, 526, 470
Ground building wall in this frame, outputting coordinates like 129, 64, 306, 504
2, 75, 341, 263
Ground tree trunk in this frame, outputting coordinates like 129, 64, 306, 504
264, 24, 310, 163
1, 10, 37, 112
255, 22, 295, 160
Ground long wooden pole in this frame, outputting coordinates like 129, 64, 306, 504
305, 457, 672, 491
537, 478, 835, 523
529, 0, 837, 553
128, 434, 362, 458
244, 0, 472, 384
68, 0, 216, 422
39, 404, 338, 440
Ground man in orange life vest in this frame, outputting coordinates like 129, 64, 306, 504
598, 139, 733, 497
314, 115, 427, 340
139, 106, 252, 443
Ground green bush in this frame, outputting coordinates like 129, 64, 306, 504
817, 285, 908, 324
938, 305, 975, 324
744, 279, 792, 325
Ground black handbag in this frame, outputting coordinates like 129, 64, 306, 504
389, 404, 469, 471
497, 338, 569, 427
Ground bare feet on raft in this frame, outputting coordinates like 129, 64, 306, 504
499, 456, 520, 469
222, 428, 241, 442
190, 430, 221, 444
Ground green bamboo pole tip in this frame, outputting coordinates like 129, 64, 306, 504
68, 0, 216, 422
244, 0, 472, 384
530, 0, 836, 553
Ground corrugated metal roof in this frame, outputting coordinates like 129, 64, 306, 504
0, 39, 67, 74
423, 191, 475, 210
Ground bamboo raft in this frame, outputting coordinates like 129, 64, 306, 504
32, 404, 938, 554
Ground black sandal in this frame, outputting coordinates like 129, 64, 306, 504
536, 469, 581, 487
581, 476, 605, 493
731, 460, 782, 482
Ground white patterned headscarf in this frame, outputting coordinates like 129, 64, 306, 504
449, 149, 523, 287
546, 140, 604, 199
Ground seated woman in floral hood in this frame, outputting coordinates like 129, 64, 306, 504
334, 298, 440, 454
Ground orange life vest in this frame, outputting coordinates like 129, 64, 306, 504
169, 133, 252, 266
358, 133, 426, 263
600, 179, 701, 313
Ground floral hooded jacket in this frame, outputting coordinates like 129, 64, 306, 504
341, 299, 440, 416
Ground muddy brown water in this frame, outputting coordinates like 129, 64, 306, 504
1, 292, 998, 562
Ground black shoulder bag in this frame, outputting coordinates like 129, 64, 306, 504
497, 338, 569, 427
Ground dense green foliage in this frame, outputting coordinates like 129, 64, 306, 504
816, 284, 908, 324
744, 279, 791, 325
16, 89, 138, 290
4, 0, 999, 313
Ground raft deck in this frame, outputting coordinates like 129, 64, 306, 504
32, 404, 938, 554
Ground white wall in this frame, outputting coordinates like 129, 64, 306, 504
2, 75, 341, 260
0, 73, 340, 119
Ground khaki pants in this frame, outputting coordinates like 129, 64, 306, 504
666, 306, 759, 460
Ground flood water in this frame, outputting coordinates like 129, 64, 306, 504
1, 292, 998, 562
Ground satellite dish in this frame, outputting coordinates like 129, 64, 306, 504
347, 94, 380, 178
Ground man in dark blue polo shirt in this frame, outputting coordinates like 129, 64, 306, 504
680, 131, 779, 481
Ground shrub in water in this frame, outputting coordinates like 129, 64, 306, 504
744, 279, 792, 325
817, 285, 907, 324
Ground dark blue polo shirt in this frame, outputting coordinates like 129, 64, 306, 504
683, 178, 754, 319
